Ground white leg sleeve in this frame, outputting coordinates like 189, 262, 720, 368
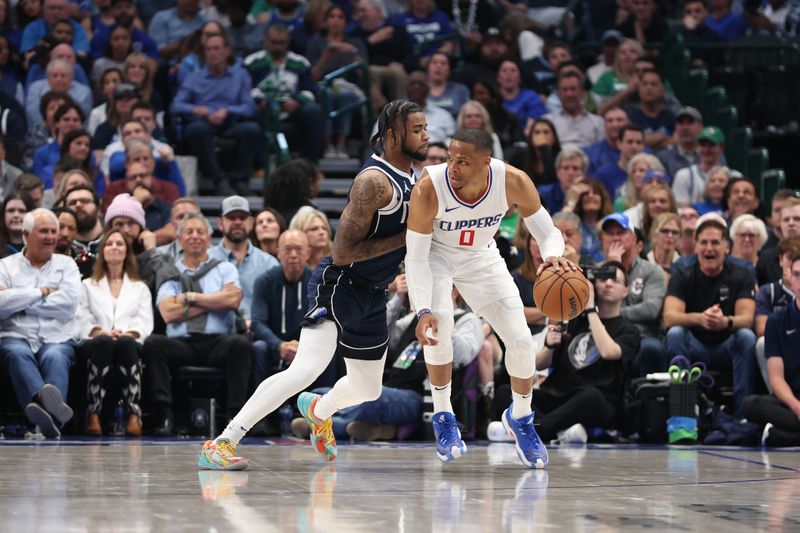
313, 352, 387, 420
477, 297, 535, 379
228, 321, 339, 431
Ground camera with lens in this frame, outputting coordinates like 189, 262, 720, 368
582, 264, 618, 282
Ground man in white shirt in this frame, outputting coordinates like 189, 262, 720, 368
0, 208, 81, 438
544, 71, 604, 148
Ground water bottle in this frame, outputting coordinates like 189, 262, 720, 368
279, 404, 293, 437
112, 400, 125, 436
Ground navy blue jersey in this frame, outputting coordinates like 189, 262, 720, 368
343, 154, 414, 285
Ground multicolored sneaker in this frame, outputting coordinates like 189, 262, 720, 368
297, 393, 337, 462
502, 408, 548, 469
198, 438, 249, 470
432, 411, 467, 462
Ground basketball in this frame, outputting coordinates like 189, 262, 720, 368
533, 267, 590, 321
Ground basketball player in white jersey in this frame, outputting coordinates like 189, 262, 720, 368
405, 128, 578, 468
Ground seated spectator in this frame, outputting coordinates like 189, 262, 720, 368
26, 59, 92, 129
88, 68, 122, 136
177, 21, 238, 85
53, 205, 94, 278
545, 61, 599, 116
471, 78, 523, 152
544, 71, 604, 148
422, 141, 448, 167
757, 198, 800, 286
601, 213, 667, 374
681, 0, 724, 51
0, 208, 81, 438
143, 212, 252, 435
640, 179, 677, 241
754, 237, 800, 392
723, 176, 760, 224
147, 0, 206, 62
24, 90, 70, 169
533, 260, 640, 443
405, 70, 455, 144
13, 173, 44, 208
427, 52, 469, 118
553, 211, 592, 264
522, 39, 572, 97
209, 196, 279, 321
539, 147, 588, 213
672, 126, 726, 206
0, 193, 33, 257
592, 38, 643, 116
510, 117, 560, 186
616, 0, 670, 45
620, 159, 668, 227
156, 197, 200, 260
389, 0, 455, 60
250, 207, 286, 257
77, 228, 153, 437
498, 59, 546, 138
171, 33, 260, 196
246, 23, 324, 163
290, 206, 332, 270
350, 0, 412, 112
288, 0, 330, 57
692, 165, 729, 216
20, 0, 90, 58
57, 129, 99, 193
742, 252, 800, 446
89, 0, 159, 65
763, 190, 800, 255
562, 178, 611, 263
250, 229, 321, 387
252, 0, 303, 28
65, 185, 104, 254
663, 218, 757, 416
587, 30, 623, 84
306, 5, 368, 159
626, 69, 675, 151
594, 122, 646, 201
90, 26, 132, 83
25, 40, 90, 91
0, 136, 23, 199
678, 205, 700, 257
706, 0, 747, 41
122, 52, 163, 111
512, 231, 547, 335
656, 107, 706, 178
584, 107, 628, 176
264, 158, 323, 224
103, 139, 182, 209
91, 82, 140, 160
32, 103, 85, 190
53, 168, 92, 205
729, 214, 768, 269
646, 212, 681, 280
102, 118, 178, 186
456, 100, 503, 159
120, 160, 171, 236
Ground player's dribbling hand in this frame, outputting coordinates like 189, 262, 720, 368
415, 313, 439, 346
537, 256, 581, 276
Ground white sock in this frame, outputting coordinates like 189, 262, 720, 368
432, 382, 454, 414
217, 422, 248, 448
511, 390, 533, 419
314, 353, 386, 421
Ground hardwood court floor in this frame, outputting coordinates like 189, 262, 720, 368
0, 438, 798, 532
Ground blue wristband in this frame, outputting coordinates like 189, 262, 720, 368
417, 308, 432, 319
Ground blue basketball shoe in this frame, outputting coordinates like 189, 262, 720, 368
432, 411, 467, 462
502, 408, 549, 469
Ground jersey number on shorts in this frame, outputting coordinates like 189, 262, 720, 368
459, 229, 475, 246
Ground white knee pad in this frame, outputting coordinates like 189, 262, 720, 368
478, 297, 535, 379
422, 310, 454, 366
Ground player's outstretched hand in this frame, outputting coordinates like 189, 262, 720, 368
415, 313, 439, 346
537, 256, 581, 276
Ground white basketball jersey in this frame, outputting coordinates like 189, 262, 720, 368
428, 158, 509, 255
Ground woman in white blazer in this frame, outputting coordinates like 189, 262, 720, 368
78, 229, 153, 437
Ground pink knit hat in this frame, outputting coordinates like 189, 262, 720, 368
105, 193, 146, 228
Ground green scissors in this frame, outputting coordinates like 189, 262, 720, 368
668, 365, 702, 384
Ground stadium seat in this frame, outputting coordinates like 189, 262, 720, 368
684, 69, 708, 110
746, 148, 769, 195
726, 127, 752, 175
760, 169, 787, 214
715, 105, 739, 147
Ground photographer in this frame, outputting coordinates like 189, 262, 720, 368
532, 261, 641, 443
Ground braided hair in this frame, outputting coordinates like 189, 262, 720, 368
370, 99, 424, 154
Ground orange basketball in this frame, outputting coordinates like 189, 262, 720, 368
533, 267, 590, 321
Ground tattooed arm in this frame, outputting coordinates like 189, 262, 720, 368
331, 170, 406, 265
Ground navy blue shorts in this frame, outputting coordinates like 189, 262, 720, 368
303, 261, 389, 361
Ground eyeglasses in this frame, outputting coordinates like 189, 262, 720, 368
659, 228, 680, 236
737, 232, 758, 240
67, 197, 94, 206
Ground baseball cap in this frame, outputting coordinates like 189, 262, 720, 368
601, 29, 624, 44
114, 82, 140, 98
221, 195, 250, 217
698, 126, 725, 145
600, 212, 632, 232
676, 106, 702, 123
484, 27, 504, 42
642, 168, 671, 186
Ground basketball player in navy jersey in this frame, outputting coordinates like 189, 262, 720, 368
199, 100, 429, 469
405, 128, 578, 468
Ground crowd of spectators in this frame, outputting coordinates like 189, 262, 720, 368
0, 0, 798, 446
